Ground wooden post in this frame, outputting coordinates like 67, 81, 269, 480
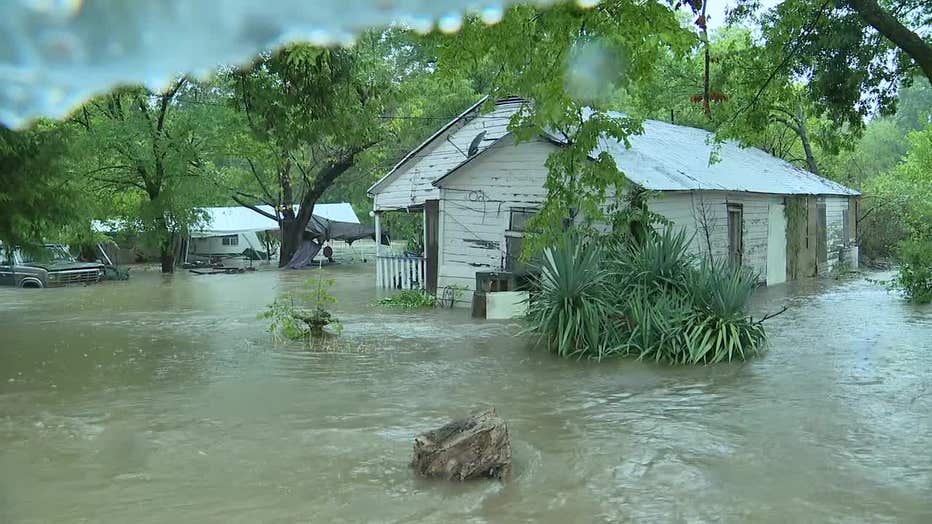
422, 208, 428, 259
374, 210, 382, 288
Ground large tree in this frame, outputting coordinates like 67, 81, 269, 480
426, 1, 695, 247
631, 27, 853, 176
226, 36, 392, 266
70, 79, 220, 272
0, 123, 79, 254
731, 0, 931, 130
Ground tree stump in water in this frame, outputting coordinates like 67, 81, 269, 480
411, 408, 511, 481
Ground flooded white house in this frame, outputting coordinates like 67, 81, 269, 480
368, 98, 861, 296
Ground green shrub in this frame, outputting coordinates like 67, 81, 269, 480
609, 227, 694, 294
526, 228, 768, 364
680, 260, 766, 363
622, 288, 692, 363
891, 239, 932, 303
377, 289, 437, 308
525, 233, 617, 359
259, 274, 342, 343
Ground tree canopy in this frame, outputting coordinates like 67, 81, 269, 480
0, 123, 78, 252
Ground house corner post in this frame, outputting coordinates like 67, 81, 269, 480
374, 210, 382, 288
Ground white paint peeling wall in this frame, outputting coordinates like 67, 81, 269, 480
372, 102, 521, 211
436, 135, 552, 292
647, 191, 781, 281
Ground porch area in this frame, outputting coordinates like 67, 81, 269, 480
372, 200, 439, 292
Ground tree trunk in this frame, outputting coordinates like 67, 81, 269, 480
159, 243, 175, 273
847, 0, 932, 83
795, 105, 821, 176
411, 408, 511, 481
281, 152, 363, 267
279, 217, 303, 268
700, 2, 712, 119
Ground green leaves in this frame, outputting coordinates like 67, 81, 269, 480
525, 232, 616, 359
424, 1, 693, 253
260, 275, 343, 343
525, 227, 767, 363
0, 122, 80, 248
376, 290, 438, 308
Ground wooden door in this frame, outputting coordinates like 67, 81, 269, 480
786, 196, 818, 279
727, 203, 743, 267
766, 203, 787, 286
815, 199, 827, 273
424, 200, 439, 293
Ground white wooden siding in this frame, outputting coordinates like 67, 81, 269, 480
372, 102, 520, 211
436, 136, 553, 293
647, 191, 782, 281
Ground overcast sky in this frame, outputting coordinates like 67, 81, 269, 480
704, 0, 781, 30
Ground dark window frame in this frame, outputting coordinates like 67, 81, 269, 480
727, 203, 744, 267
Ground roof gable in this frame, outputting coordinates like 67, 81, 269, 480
367, 96, 488, 196
368, 97, 526, 205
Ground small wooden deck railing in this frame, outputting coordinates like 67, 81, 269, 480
376, 255, 425, 290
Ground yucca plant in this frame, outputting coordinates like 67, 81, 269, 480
527, 227, 767, 364
681, 260, 766, 363
525, 233, 617, 359
687, 259, 760, 320
622, 288, 691, 363
609, 227, 694, 295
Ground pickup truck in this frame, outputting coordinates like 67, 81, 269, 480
0, 244, 105, 288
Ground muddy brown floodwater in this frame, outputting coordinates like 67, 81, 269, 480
1, 264, 930, 523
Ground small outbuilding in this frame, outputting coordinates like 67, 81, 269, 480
368, 98, 860, 298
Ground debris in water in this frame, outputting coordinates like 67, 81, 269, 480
412, 407, 511, 480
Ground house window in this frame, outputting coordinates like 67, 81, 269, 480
727, 203, 743, 266
221, 235, 239, 246
505, 207, 538, 273
509, 208, 536, 233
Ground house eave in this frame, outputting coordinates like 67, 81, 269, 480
367, 96, 490, 197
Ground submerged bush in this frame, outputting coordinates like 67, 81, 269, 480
525, 234, 617, 359
526, 228, 768, 363
377, 289, 438, 308
679, 260, 766, 363
260, 275, 342, 343
609, 227, 694, 295
891, 239, 932, 304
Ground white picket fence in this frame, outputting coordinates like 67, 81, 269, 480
376, 255, 425, 290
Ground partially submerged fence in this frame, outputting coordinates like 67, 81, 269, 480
376, 255, 425, 290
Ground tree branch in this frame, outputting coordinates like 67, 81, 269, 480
715, 0, 833, 132
246, 157, 276, 203
232, 194, 278, 221
847, 0, 932, 83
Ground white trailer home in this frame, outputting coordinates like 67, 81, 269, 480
187, 203, 362, 261
368, 98, 860, 297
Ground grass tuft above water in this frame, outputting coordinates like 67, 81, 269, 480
376, 290, 438, 309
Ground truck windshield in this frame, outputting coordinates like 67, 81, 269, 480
19, 245, 76, 265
